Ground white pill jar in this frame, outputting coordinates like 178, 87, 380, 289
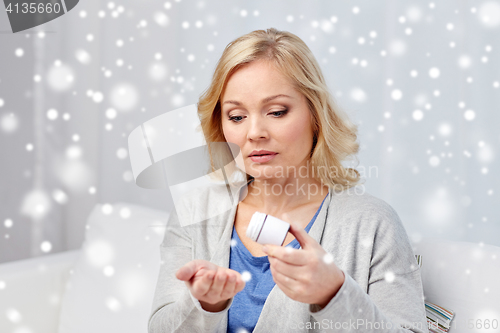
246, 212, 290, 246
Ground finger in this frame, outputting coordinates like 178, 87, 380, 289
268, 256, 307, 281
227, 270, 245, 293
176, 259, 212, 281
287, 222, 318, 250
193, 271, 215, 296
263, 245, 309, 265
280, 212, 315, 251
234, 276, 246, 293
176, 264, 196, 281
270, 264, 298, 294
207, 270, 228, 298
220, 273, 237, 299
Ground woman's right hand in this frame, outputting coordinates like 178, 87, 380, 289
175, 259, 246, 312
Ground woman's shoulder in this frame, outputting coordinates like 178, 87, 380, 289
325, 186, 415, 267
173, 182, 242, 223
327, 185, 405, 232
166, 183, 239, 229
177, 182, 241, 206
329, 185, 397, 216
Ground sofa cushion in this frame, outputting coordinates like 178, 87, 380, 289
57, 203, 168, 333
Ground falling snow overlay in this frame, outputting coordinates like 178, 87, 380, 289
0, 0, 499, 332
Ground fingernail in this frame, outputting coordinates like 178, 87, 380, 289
262, 245, 268, 252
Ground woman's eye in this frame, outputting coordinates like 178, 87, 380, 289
228, 109, 288, 123
270, 109, 288, 117
228, 115, 243, 123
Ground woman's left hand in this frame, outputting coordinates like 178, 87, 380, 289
262, 221, 345, 309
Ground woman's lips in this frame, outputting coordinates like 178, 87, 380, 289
249, 153, 278, 163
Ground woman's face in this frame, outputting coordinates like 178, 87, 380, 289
221, 59, 315, 181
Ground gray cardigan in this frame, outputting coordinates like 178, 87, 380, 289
149, 182, 428, 332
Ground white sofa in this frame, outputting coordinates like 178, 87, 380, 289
0, 203, 170, 333
413, 239, 500, 332
0, 204, 499, 333
0, 249, 79, 332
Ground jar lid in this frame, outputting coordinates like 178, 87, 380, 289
246, 211, 266, 242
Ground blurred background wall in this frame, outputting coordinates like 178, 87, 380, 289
0, 0, 499, 264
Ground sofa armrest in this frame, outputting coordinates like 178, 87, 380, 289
414, 239, 500, 333
0, 250, 80, 333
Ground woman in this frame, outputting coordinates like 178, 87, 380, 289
149, 28, 428, 332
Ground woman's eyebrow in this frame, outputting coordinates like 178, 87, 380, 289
222, 94, 293, 106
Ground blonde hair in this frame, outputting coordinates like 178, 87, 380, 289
197, 27, 362, 190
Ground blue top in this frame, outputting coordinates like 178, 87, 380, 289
227, 194, 328, 333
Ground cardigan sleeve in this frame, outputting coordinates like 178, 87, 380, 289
148, 206, 233, 333
308, 202, 428, 333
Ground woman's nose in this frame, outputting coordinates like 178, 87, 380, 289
246, 117, 269, 141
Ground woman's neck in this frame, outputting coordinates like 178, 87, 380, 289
241, 177, 329, 216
